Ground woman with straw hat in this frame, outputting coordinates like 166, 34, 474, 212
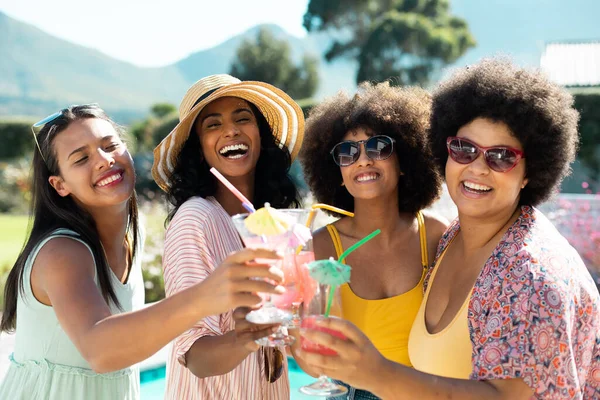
0, 104, 285, 400
152, 74, 304, 399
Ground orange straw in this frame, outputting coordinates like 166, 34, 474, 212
296, 204, 354, 254
305, 203, 354, 229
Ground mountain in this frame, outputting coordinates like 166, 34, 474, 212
0, 11, 191, 121
174, 24, 357, 100
0, 13, 356, 123
1, 1, 599, 123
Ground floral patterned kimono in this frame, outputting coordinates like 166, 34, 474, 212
428, 206, 600, 399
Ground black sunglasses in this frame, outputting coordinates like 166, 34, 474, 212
263, 347, 284, 383
330, 135, 396, 167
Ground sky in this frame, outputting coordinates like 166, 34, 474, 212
0, 0, 310, 67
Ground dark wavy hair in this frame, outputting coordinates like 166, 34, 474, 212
300, 81, 442, 216
430, 58, 580, 206
166, 102, 300, 222
1, 105, 139, 332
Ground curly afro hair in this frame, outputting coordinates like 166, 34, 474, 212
430, 58, 580, 206
300, 81, 442, 216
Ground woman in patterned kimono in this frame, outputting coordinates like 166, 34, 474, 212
297, 58, 600, 399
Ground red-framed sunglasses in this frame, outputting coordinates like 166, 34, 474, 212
446, 136, 524, 173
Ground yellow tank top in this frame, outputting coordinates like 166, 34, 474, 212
407, 243, 473, 378
326, 211, 428, 366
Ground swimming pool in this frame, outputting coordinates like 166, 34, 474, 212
140, 357, 318, 399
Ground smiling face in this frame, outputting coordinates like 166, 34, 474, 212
48, 118, 135, 211
339, 127, 401, 201
446, 117, 528, 220
195, 96, 261, 182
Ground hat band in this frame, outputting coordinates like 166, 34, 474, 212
191, 88, 220, 110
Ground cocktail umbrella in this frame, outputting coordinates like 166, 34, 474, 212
308, 258, 351, 286
244, 202, 294, 236
308, 229, 381, 316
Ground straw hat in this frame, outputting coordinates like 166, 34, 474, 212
152, 74, 305, 192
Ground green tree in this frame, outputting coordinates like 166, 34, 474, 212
303, 0, 476, 86
0, 119, 35, 160
151, 103, 177, 119
230, 27, 319, 99
129, 103, 177, 153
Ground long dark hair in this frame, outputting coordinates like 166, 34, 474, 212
1, 105, 139, 332
166, 102, 300, 223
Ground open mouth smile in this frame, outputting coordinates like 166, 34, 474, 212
95, 171, 124, 187
218, 143, 249, 160
462, 181, 493, 194
355, 172, 380, 183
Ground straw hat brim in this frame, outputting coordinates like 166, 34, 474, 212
152, 81, 304, 192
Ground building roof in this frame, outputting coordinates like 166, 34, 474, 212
540, 41, 600, 87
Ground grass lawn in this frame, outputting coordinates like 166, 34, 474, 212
0, 212, 166, 269
0, 214, 29, 269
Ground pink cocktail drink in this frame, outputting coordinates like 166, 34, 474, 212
231, 209, 312, 344
271, 251, 316, 308
301, 316, 347, 356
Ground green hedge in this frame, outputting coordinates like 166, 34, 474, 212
574, 93, 600, 183
0, 119, 36, 160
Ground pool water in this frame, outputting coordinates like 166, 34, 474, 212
140, 357, 318, 399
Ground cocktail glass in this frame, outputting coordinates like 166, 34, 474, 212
299, 282, 348, 396
232, 209, 311, 346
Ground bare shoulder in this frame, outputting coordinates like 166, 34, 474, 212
312, 225, 338, 261
420, 211, 450, 263
421, 210, 449, 241
34, 237, 96, 284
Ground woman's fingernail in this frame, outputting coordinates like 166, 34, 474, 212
275, 286, 286, 294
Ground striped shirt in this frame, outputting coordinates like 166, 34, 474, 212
163, 196, 290, 400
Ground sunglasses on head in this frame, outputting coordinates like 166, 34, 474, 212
263, 347, 284, 383
446, 136, 524, 173
31, 103, 99, 163
330, 135, 395, 167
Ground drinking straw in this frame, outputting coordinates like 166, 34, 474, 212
338, 229, 381, 263
305, 203, 354, 229
210, 167, 255, 213
295, 204, 355, 255
323, 229, 381, 316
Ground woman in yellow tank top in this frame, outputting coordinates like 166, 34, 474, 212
296, 59, 600, 400
293, 82, 448, 399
